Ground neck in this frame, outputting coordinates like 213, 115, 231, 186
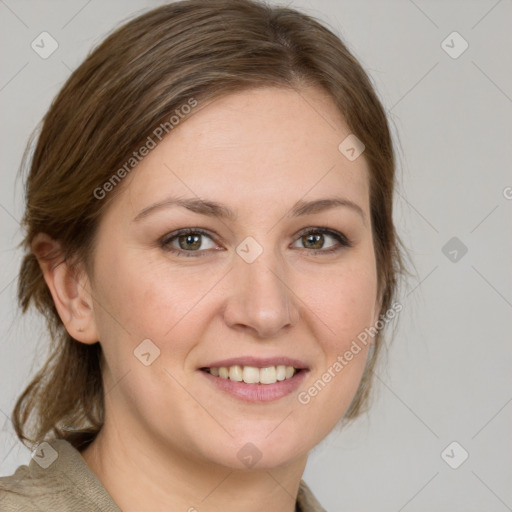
80, 420, 307, 512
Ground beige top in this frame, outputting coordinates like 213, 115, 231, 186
0, 438, 326, 511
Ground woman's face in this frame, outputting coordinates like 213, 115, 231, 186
87, 86, 379, 469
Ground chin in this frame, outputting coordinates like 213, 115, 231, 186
201, 430, 307, 471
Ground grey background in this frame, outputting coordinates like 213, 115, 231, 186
1, 1, 511, 511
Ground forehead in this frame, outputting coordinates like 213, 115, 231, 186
118, 86, 370, 217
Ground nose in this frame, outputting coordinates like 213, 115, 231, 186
222, 248, 300, 338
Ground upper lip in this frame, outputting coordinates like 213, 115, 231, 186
200, 356, 309, 370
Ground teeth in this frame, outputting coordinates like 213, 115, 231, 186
243, 366, 260, 384
229, 365, 243, 381
260, 366, 276, 384
207, 365, 298, 384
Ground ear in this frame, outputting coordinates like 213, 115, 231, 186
32, 233, 99, 344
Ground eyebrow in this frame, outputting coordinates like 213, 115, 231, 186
132, 196, 366, 224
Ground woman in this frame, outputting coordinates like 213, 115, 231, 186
0, 0, 407, 510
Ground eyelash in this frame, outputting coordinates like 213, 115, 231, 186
160, 227, 352, 258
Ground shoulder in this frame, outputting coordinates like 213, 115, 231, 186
0, 438, 121, 511
0, 460, 73, 511
0, 464, 41, 511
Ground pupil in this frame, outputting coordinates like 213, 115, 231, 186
306, 233, 323, 249
180, 234, 201, 250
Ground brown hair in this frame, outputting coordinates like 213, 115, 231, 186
13, 0, 409, 452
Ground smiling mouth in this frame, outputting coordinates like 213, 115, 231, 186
201, 365, 301, 385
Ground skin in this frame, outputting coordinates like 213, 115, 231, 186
34, 85, 380, 512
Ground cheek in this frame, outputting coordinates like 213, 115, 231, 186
92, 246, 195, 340
310, 255, 378, 353
296, 266, 376, 439
297, 251, 377, 420
90, 249, 199, 411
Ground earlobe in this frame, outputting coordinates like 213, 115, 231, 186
32, 233, 99, 345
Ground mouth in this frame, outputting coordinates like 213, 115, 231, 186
199, 361, 309, 402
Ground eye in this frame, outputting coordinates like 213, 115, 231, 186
291, 228, 352, 254
160, 228, 219, 257
161, 227, 351, 258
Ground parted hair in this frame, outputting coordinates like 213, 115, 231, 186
13, 0, 408, 451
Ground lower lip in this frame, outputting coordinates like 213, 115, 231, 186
199, 369, 308, 402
